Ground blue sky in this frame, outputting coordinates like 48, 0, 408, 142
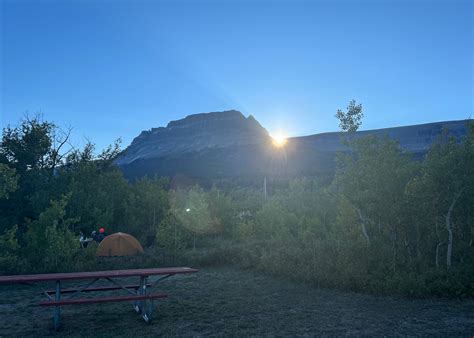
1, 0, 472, 150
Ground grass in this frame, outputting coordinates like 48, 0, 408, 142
1, 266, 473, 336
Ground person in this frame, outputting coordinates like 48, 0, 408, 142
92, 228, 105, 243
92, 230, 101, 243
97, 227, 106, 241
79, 231, 88, 248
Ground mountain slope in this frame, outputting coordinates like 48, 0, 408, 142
116, 110, 269, 166
116, 111, 471, 179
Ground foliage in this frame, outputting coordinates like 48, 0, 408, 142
0, 116, 54, 172
0, 164, 18, 199
125, 176, 169, 245
0, 225, 24, 272
156, 211, 190, 260
24, 194, 81, 272
0, 114, 472, 298
335, 99, 364, 133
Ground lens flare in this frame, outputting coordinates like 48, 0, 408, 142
272, 133, 287, 147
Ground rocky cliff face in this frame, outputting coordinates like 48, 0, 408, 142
116, 111, 471, 179
116, 110, 269, 165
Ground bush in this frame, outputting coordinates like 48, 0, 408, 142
0, 225, 25, 273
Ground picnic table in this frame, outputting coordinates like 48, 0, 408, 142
0, 267, 198, 330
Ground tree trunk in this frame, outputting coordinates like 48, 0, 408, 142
446, 189, 464, 268
356, 208, 370, 245
264, 177, 267, 200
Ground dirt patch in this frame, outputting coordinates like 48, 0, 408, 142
0, 267, 473, 336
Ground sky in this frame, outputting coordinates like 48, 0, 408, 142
1, 0, 472, 151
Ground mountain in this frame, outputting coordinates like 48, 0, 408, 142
293, 119, 468, 153
115, 110, 268, 165
116, 110, 470, 179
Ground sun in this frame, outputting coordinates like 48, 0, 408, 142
271, 133, 287, 148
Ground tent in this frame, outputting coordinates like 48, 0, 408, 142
96, 232, 144, 257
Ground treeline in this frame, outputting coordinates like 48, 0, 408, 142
0, 114, 473, 297
0, 117, 170, 272
225, 128, 473, 297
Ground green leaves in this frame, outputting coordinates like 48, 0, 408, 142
0, 112, 472, 296
24, 194, 80, 272
335, 99, 364, 133
0, 225, 23, 272
0, 164, 18, 199
1, 116, 54, 172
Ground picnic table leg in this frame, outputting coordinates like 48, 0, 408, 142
141, 276, 153, 323
134, 277, 144, 314
54, 280, 61, 331
133, 276, 153, 322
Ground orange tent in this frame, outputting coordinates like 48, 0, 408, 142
96, 232, 144, 257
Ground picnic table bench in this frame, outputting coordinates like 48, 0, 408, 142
0, 267, 198, 330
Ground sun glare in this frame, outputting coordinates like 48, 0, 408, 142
272, 133, 287, 148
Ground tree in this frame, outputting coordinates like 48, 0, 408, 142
0, 115, 72, 173
62, 141, 129, 235
0, 164, 18, 199
335, 99, 364, 133
335, 136, 417, 257
0, 115, 73, 230
411, 122, 474, 268
0, 116, 53, 172
127, 176, 169, 245
24, 194, 80, 272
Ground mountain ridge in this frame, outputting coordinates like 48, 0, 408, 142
116, 111, 471, 179
116, 110, 269, 165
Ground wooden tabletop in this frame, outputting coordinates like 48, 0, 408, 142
0, 267, 198, 284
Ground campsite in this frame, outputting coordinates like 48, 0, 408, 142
1, 0, 473, 335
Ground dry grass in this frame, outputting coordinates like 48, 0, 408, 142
1, 267, 473, 336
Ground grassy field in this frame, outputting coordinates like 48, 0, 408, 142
0, 267, 473, 336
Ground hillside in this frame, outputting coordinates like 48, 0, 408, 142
116, 111, 470, 179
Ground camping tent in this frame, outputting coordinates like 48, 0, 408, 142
96, 232, 144, 257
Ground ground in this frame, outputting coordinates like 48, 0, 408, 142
0, 267, 473, 336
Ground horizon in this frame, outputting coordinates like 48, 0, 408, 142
1, 0, 473, 151
138, 109, 473, 139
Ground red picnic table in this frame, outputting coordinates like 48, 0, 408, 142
0, 267, 198, 331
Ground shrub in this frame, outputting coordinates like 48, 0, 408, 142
24, 195, 80, 273
0, 225, 25, 273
